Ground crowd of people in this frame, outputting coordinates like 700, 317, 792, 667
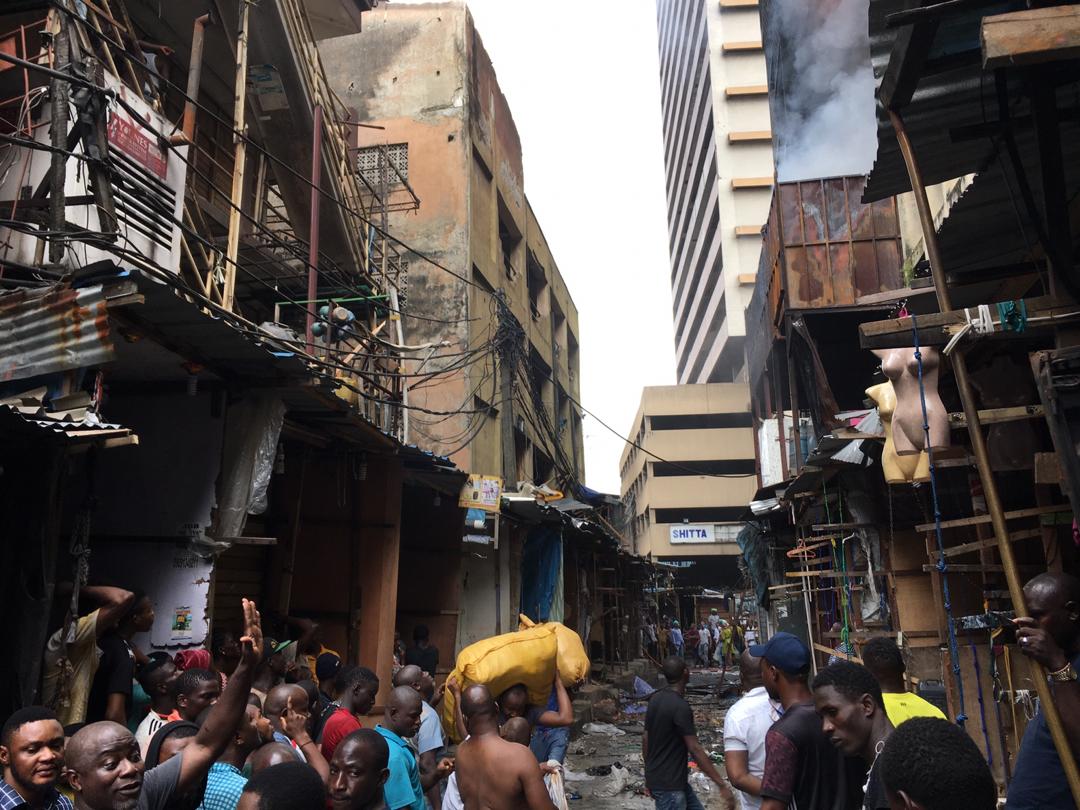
0, 590, 581, 810
2, 570, 1077, 809
644, 609, 758, 671
645, 571, 1080, 810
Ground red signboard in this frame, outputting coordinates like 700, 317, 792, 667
107, 111, 167, 179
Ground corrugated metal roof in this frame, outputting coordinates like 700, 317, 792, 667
863, 0, 1027, 202
0, 404, 136, 446
0, 284, 115, 383
937, 118, 1080, 280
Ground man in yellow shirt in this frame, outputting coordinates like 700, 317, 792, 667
862, 637, 946, 727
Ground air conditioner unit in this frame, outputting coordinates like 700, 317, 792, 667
0, 74, 188, 278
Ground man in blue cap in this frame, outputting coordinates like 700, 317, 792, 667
751, 632, 863, 810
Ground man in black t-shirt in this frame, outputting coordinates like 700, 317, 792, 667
86, 593, 155, 724
752, 632, 863, 810
643, 656, 734, 809
812, 661, 894, 810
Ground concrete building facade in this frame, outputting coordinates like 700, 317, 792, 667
656, 0, 774, 383
319, 2, 584, 653
619, 385, 757, 579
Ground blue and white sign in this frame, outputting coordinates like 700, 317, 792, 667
669, 524, 715, 544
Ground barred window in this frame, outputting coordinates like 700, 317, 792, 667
357, 143, 408, 187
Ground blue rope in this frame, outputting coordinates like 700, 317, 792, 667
910, 314, 968, 725
970, 641, 993, 766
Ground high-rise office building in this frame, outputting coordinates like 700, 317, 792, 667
655, 0, 773, 383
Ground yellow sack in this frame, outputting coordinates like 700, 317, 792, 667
441, 624, 558, 741
518, 614, 590, 686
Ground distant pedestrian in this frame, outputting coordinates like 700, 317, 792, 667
643, 656, 734, 809
697, 623, 711, 666
827, 622, 856, 666
670, 621, 684, 658
404, 625, 439, 680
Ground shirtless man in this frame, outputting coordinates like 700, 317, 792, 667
454, 685, 556, 810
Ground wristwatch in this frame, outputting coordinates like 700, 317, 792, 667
1048, 662, 1078, 683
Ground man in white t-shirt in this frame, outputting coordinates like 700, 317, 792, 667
723, 648, 780, 810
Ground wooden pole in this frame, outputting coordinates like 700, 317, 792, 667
889, 107, 1080, 805
222, 0, 252, 312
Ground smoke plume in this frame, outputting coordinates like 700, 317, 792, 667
766, 0, 877, 182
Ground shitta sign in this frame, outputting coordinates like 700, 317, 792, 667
669, 524, 716, 544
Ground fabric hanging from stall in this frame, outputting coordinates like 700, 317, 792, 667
520, 526, 562, 623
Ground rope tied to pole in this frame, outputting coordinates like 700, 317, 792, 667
911, 314, 968, 725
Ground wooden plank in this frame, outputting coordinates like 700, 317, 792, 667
814, 642, 863, 663
982, 6, 1080, 69
1034, 452, 1062, 485
786, 570, 870, 578
930, 529, 1042, 560
729, 130, 772, 143
735, 225, 763, 237
855, 285, 936, 307
878, 18, 939, 110
722, 40, 763, 52
858, 296, 1080, 349
921, 563, 1043, 573
726, 84, 769, 97
811, 522, 874, 532
737, 273, 757, 285
732, 177, 773, 189
720, 0, 758, 7
947, 404, 1044, 427
915, 503, 1072, 532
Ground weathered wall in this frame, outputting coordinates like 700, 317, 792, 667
321, 2, 584, 481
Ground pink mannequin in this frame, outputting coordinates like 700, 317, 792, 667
873, 347, 949, 455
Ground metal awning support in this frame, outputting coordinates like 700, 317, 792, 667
889, 106, 1080, 805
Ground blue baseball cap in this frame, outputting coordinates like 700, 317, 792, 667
749, 632, 811, 675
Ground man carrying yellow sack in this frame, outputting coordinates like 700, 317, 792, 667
498, 672, 573, 767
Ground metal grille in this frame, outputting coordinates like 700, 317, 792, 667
357, 143, 408, 188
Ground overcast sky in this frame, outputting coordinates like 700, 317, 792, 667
394, 0, 677, 494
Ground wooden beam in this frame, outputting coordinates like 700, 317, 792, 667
735, 225, 763, 237
878, 16, 939, 111
814, 642, 863, 663
786, 570, 870, 578
729, 130, 772, 143
982, 6, 1080, 69
732, 177, 773, 189
947, 404, 1044, 427
722, 41, 763, 52
857, 296, 1080, 349
922, 563, 1044, 572
720, 0, 758, 7
931, 528, 1042, 560
726, 84, 769, 97
915, 503, 1072, 532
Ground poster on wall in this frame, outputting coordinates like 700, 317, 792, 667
90, 540, 214, 649
459, 474, 503, 512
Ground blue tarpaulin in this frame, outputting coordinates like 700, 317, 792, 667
520, 525, 563, 622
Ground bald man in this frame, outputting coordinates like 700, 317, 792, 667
328, 729, 390, 810
454, 685, 556, 810
392, 665, 448, 806
1008, 572, 1080, 809
65, 599, 263, 810
376, 687, 433, 810
263, 682, 330, 782
247, 743, 299, 776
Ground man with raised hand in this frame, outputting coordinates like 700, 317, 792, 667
64, 598, 263, 810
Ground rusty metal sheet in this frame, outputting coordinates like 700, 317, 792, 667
826, 179, 849, 241
802, 182, 827, 243
830, 243, 854, 304
0, 284, 114, 383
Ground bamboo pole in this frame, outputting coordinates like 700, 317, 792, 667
889, 107, 1080, 805
222, 0, 252, 312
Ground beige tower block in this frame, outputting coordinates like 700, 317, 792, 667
866, 381, 930, 484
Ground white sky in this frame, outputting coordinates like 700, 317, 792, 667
394, 0, 677, 494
